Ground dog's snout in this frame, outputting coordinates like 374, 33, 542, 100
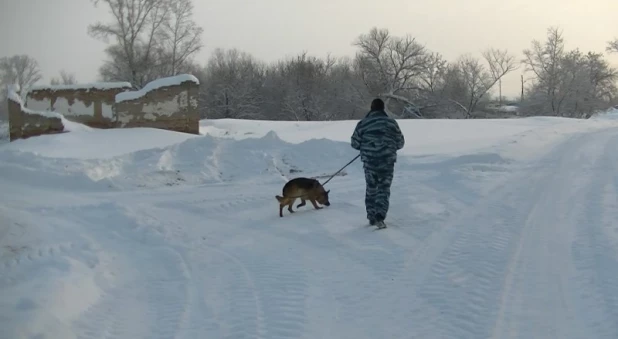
325, 201, 330, 206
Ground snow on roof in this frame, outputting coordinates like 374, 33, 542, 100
115, 74, 199, 103
7, 86, 64, 120
29, 81, 133, 92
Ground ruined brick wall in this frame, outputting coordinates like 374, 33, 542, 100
7, 90, 64, 141
114, 74, 199, 134
25, 82, 132, 128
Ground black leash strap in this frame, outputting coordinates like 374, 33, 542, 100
321, 154, 360, 186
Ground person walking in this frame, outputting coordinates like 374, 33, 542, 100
350, 98, 405, 228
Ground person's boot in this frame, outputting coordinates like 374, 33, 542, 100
375, 213, 386, 229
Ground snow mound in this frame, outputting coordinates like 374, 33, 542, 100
16, 132, 359, 189
115, 74, 199, 103
200, 116, 604, 162
0, 130, 360, 190
2, 126, 200, 159
121, 130, 361, 187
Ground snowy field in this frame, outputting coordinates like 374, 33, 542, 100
2, 111, 618, 338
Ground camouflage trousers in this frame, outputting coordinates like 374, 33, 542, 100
363, 164, 395, 223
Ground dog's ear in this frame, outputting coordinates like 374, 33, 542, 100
326, 190, 330, 194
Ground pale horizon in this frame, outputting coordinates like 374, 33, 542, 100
1, 0, 617, 100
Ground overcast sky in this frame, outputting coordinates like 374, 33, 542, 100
1, 0, 617, 99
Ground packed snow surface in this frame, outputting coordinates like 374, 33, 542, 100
2, 113, 618, 338
115, 74, 199, 103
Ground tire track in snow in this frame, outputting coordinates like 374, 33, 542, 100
231, 248, 309, 339
129, 205, 266, 339
56, 203, 192, 339
243, 217, 409, 338
486, 131, 612, 339
239, 185, 441, 338
203, 248, 266, 339
415, 178, 545, 339
159, 202, 310, 339
176, 239, 266, 339
194, 208, 310, 339
568, 132, 618, 338
224, 153, 545, 338
163, 193, 395, 338
406, 131, 597, 339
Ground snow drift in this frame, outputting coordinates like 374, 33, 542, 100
0, 127, 360, 190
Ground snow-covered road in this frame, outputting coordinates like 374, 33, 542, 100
2, 117, 618, 338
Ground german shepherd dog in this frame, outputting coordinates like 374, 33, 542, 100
275, 177, 330, 217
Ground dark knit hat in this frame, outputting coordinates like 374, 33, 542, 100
370, 98, 385, 111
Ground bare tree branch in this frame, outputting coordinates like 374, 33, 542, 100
607, 38, 618, 54
0, 54, 42, 98
50, 70, 77, 85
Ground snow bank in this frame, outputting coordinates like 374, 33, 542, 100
3, 114, 614, 191
115, 74, 199, 103
0, 130, 359, 190
2, 126, 200, 159
200, 116, 599, 161
102, 131, 360, 188
29, 81, 132, 92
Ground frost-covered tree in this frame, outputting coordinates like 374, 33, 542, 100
50, 70, 77, 85
159, 0, 204, 76
88, 0, 203, 87
0, 54, 42, 97
521, 26, 566, 115
89, 0, 169, 87
353, 27, 429, 117
554, 50, 617, 117
607, 38, 618, 54
277, 52, 338, 121
199, 48, 265, 119
443, 50, 517, 118
482, 48, 519, 106
189, 25, 618, 121
521, 27, 617, 117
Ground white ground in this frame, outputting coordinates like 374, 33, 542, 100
2, 111, 618, 338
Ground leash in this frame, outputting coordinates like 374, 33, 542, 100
321, 154, 360, 186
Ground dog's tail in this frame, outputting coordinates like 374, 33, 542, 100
275, 195, 284, 203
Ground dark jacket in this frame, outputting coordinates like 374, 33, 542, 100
351, 110, 405, 169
